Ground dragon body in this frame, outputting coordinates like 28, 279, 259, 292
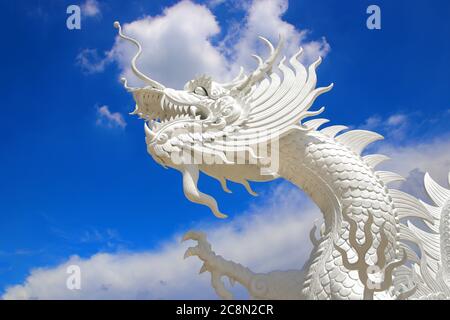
114, 21, 450, 299
279, 129, 401, 300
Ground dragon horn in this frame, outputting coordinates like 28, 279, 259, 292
231, 35, 284, 91
114, 21, 165, 90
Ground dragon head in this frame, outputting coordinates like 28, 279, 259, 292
115, 21, 333, 218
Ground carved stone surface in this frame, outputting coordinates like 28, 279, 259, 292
114, 21, 450, 300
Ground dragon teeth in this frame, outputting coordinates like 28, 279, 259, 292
162, 99, 169, 111
150, 98, 194, 128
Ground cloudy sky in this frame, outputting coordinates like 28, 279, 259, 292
0, 0, 449, 299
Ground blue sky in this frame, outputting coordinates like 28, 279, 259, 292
0, 0, 449, 298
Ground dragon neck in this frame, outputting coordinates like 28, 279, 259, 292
275, 128, 401, 299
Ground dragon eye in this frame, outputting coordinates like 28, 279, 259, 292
194, 87, 208, 96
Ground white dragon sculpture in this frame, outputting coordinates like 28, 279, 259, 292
114, 21, 450, 300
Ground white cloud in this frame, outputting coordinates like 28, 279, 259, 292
76, 49, 108, 74
361, 115, 382, 129
359, 112, 450, 198
92, 0, 329, 88
82, 0, 101, 18
206, 0, 226, 8
2, 183, 318, 299
375, 135, 450, 198
223, 0, 330, 75
96, 105, 127, 129
110, 0, 228, 89
79, 228, 127, 250
386, 114, 408, 126
360, 113, 410, 141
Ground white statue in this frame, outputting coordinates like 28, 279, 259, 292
114, 21, 450, 300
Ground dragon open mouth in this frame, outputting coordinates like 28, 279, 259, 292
132, 88, 209, 134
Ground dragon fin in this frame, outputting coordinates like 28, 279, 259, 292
398, 242, 420, 263
303, 118, 329, 131
335, 130, 384, 155
389, 189, 433, 222
424, 173, 450, 206
420, 200, 442, 220
320, 125, 348, 138
363, 154, 390, 169
376, 171, 405, 185
407, 221, 441, 262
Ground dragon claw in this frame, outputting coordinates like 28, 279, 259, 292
182, 230, 235, 299
199, 264, 208, 274
182, 230, 207, 243
182, 231, 213, 257
184, 247, 198, 259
